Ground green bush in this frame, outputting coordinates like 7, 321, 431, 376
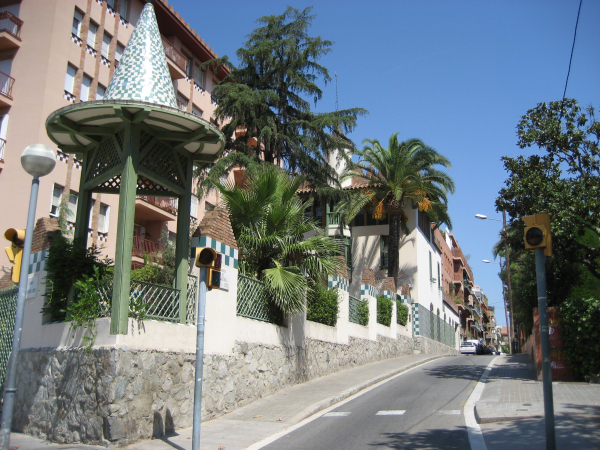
358, 298, 369, 326
560, 297, 600, 382
397, 301, 409, 326
307, 285, 339, 327
377, 296, 393, 326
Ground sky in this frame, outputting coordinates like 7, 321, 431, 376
169, 0, 600, 326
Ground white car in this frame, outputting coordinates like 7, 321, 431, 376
460, 341, 477, 355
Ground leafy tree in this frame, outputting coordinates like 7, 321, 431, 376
336, 133, 454, 282
496, 99, 600, 279
198, 6, 367, 194
213, 164, 343, 316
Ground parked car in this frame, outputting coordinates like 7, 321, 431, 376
460, 341, 477, 355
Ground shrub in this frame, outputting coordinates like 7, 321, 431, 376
358, 298, 369, 326
377, 296, 393, 326
397, 301, 409, 326
560, 297, 600, 382
307, 285, 339, 327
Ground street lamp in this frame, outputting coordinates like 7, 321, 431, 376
0, 144, 56, 450
476, 212, 516, 354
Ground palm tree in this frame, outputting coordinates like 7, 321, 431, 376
337, 132, 455, 282
213, 164, 343, 316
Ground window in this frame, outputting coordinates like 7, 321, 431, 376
192, 105, 202, 117
429, 251, 433, 281
119, 0, 128, 20
115, 43, 124, 65
418, 209, 431, 241
72, 8, 83, 37
68, 192, 78, 221
380, 235, 389, 269
190, 194, 198, 219
354, 209, 365, 227
437, 263, 441, 288
101, 32, 111, 58
64, 64, 77, 94
87, 21, 98, 48
98, 204, 110, 233
96, 84, 106, 100
176, 93, 188, 111
182, 51, 193, 78
193, 64, 204, 88
366, 209, 377, 226
106, 0, 115, 9
50, 184, 64, 216
80, 74, 92, 101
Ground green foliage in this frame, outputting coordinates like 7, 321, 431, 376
497, 99, 600, 280
44, 235, 113, 321
197, 6, 367, 195
560, 297, 600, 382
214, 164, 344, 316
376, 296, 393, 326
67, 266, 103, 351
358, 299, 369, 326
307, 285, 339, 327
396, 301, 409, 326
336, 133, 454, 281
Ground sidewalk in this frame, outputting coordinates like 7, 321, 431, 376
7, 353, 447, 450
475, 354, 600, 424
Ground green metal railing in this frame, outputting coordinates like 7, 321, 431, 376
348, 295, 362, 325
0, 286, 18, 394
236, 274, 279, 323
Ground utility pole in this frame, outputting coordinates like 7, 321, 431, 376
502, 210, 515, 354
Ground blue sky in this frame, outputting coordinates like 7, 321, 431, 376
170, 0, 600, 325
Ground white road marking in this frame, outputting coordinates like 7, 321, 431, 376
322, 412, 351, 417
436, 410, 461, 415
376, 410, 406, 415
464, 356, 497, 450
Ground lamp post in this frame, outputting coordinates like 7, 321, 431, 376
476, 211, 515, 354
0, 144, 56, 450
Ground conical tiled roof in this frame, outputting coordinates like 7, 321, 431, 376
105, 1, 177, 108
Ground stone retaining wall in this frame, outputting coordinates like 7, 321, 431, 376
414, 335, 459, 355
14, 334, 418, 446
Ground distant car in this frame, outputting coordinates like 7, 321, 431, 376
460, 341, 477, 355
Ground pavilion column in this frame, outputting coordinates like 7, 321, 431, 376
110, 124, 140, 335
73, 158, 92, 247
175, 157, 193, 323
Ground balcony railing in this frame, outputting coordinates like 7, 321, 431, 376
137, 195, 178, 215
0, 71, 14, 99
161, 35, 187, 73
132, 236, 161, 259
0, 11, 23, 40
0, 138, 5, 161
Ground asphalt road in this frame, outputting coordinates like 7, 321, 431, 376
261, 354, 495, 450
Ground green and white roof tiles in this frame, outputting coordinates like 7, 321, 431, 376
105, 1, 177, 108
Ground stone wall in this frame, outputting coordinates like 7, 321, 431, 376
14, 334, 416, 446
414, 336, 459, 355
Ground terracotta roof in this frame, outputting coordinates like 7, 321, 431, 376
383, 277, 396, 292
196, 204, 238, 249
31, 218, 62, 254
361, 268, 376, 288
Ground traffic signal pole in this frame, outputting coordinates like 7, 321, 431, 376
192, 266, 207, 450
535, 247, 556, 450
0, 176, 40, 450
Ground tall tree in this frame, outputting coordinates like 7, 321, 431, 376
496, 99, 600, 279
337, 133, 454, 282
198, 6, 367, 195
213, 164, 343, 316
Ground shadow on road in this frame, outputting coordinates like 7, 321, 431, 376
368, 426, 469, 449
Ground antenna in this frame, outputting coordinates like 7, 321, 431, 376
335, 72, 338, 111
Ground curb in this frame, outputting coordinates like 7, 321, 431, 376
289, 354, 452, 424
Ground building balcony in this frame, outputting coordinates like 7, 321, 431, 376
161, 35, 187, 80
0, 12, 22, 51
0, 137, 5, 172
135, 196, 178, 222
132, 236, 162, 259
0, 70, 14, 107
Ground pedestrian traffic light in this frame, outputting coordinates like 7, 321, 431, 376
194, 247, 222, 289
4, 228, 26, 283
523, 213, 552, 257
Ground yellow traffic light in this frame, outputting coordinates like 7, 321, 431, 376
523, 213, 552, 257
4, 228, 26, 283
194, 247, 222, 289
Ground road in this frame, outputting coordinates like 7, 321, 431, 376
260, 354, 495, 450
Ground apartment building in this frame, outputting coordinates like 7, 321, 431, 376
0, 0, 225, 275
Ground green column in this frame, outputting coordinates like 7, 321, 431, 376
73, 158, 92, 247
175, 157, 193, 323
110, 124, 139, 335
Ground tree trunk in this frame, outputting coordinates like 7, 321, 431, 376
388, 212, 401, 283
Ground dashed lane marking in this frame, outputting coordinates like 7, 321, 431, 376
436, 410, 461, 415
322, 412, 351, 417
376, 410, 406, 416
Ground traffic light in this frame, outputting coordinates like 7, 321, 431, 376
194, 247, 222, 289
523, 213, 552, 257
4, 228, 26, 283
